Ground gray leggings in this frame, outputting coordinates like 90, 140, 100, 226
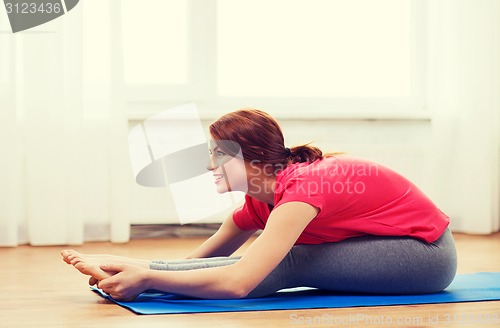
150, 229, 457, 298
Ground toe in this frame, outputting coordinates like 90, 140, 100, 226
70, 257, 82, 265
61, 250, 73, 264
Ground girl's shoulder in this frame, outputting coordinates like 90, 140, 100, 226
278, 155, 380, 177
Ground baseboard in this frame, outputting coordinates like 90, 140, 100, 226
130, 223, 221, 239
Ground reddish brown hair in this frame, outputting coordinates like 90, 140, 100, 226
209, 108, 324, 171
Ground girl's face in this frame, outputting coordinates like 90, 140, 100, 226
207, 140, 248, 194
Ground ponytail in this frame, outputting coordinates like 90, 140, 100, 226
288, 144, 324, 164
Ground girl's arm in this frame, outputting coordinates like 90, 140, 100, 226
98, 201, 318, 300
186, 212, 257, 258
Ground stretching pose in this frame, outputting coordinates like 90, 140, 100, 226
62, 109, 457, 301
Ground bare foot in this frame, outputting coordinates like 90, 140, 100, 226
61, 250, 149, 268
73, 261, 114, 281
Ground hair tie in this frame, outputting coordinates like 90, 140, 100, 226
285, 147, 291, 157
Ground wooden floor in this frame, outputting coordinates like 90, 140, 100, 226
1, 232, 499, 328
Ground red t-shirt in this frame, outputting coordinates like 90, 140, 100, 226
232, 156, 449, 244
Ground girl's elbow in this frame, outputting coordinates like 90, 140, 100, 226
224, 278, 253, 299
231, 285, 252, 299
220, 288, 247, 299
206, 283, 249, 299
217, 264, 261, 299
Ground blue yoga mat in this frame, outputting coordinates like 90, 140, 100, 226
91, 272, 500, 315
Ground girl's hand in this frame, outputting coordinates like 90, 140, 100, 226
97, 264, 151, 301
89, 276, 98, 286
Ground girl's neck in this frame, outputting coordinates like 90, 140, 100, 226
246, 175, 276, 206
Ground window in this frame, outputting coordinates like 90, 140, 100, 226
217, 0, 411, 98
122, 0, 426, 119
121, 0, 189, 85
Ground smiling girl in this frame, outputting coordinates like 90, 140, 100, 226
62, 108, 456, 301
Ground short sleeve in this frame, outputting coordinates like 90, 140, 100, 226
274, 174, 326, 214
232, 195, 267, 231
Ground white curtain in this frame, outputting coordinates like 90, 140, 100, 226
428, 0, 500, 234
0, 1, 130, 246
